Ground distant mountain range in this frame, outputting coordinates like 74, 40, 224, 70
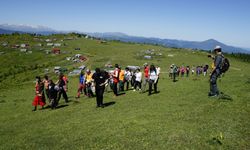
1, 24, 249, 54
87, 32, 250, 54
0, 24, 59, 35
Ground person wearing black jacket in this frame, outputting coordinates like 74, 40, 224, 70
92, 68, 109, 108
56, 74, 69, 103
48, 79, 58, 109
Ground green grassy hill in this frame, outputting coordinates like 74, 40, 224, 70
0, 34, 250, 149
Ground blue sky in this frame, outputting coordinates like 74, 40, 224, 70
0, 0, 250, 47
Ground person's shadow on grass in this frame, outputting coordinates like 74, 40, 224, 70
56, 104, 69, 109
103, 101, 116, 107
117, 93, 126, 96
42, 104, 69, 110
148, 91, 161, 96
218, 92, 233, 101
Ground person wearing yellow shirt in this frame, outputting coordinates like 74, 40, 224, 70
85, 69, 94, 97
119, 68, 125, 91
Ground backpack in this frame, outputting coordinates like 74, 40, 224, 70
220, 56, 230, 73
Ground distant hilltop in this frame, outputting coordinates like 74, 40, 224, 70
0, 24, 249, 54
87, 32, 250, 54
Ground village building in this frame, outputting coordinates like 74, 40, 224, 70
47, 43, 54, 46
2, 42, 8, 47
75, 54, 82, 58
78, 65, 86, 70
20, 44, 29, 48
99, 40, 107, 44
45, 39, 52, 42
20, 49, 27, 52
64, 37, 74, 40
72, 54, 87, 62
36, 43, 43, 47
127, 66, 140, 71
52, 48, 60, 54
66, 57, 71, 61
12, 45, 20, 49
144, 55, 152, 59
54, 43, 61, 47
54, 66, 61, 74
45, 50, 51, 54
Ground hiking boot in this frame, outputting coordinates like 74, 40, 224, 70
208, 93, 218, 97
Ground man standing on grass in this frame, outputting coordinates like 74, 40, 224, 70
208, 46, 223, 97
92, 68, 109, 108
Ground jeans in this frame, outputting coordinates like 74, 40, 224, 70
134, 81, 141, 90
210, 72, 220, 95
148, 79, 158, 95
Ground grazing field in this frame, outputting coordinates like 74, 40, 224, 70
0, 34, 250, 149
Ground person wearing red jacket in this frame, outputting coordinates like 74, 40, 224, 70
112, 64, 120, 96
142, 63, 149, 92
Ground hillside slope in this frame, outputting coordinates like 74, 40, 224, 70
0, 34, 250, 149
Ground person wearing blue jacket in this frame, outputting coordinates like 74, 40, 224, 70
76, 71, 85, 99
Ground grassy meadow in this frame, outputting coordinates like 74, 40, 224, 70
0, 34, 250, 149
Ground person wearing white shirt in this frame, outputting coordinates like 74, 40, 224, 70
156, 66, 161, 76
155, 65, 160, 84
124, 67, 131, 90
148, 65, 158, 95
133, 69, 142, 91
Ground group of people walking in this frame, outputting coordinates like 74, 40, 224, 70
169, 64, 209, 81
32, 63, 161, 110
32, 74, 69, 111
32, 45, 228, 111
76, 63, 161, 107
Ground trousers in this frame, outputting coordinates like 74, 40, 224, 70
210, 72, 220, 95
96, 86, 105, 106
